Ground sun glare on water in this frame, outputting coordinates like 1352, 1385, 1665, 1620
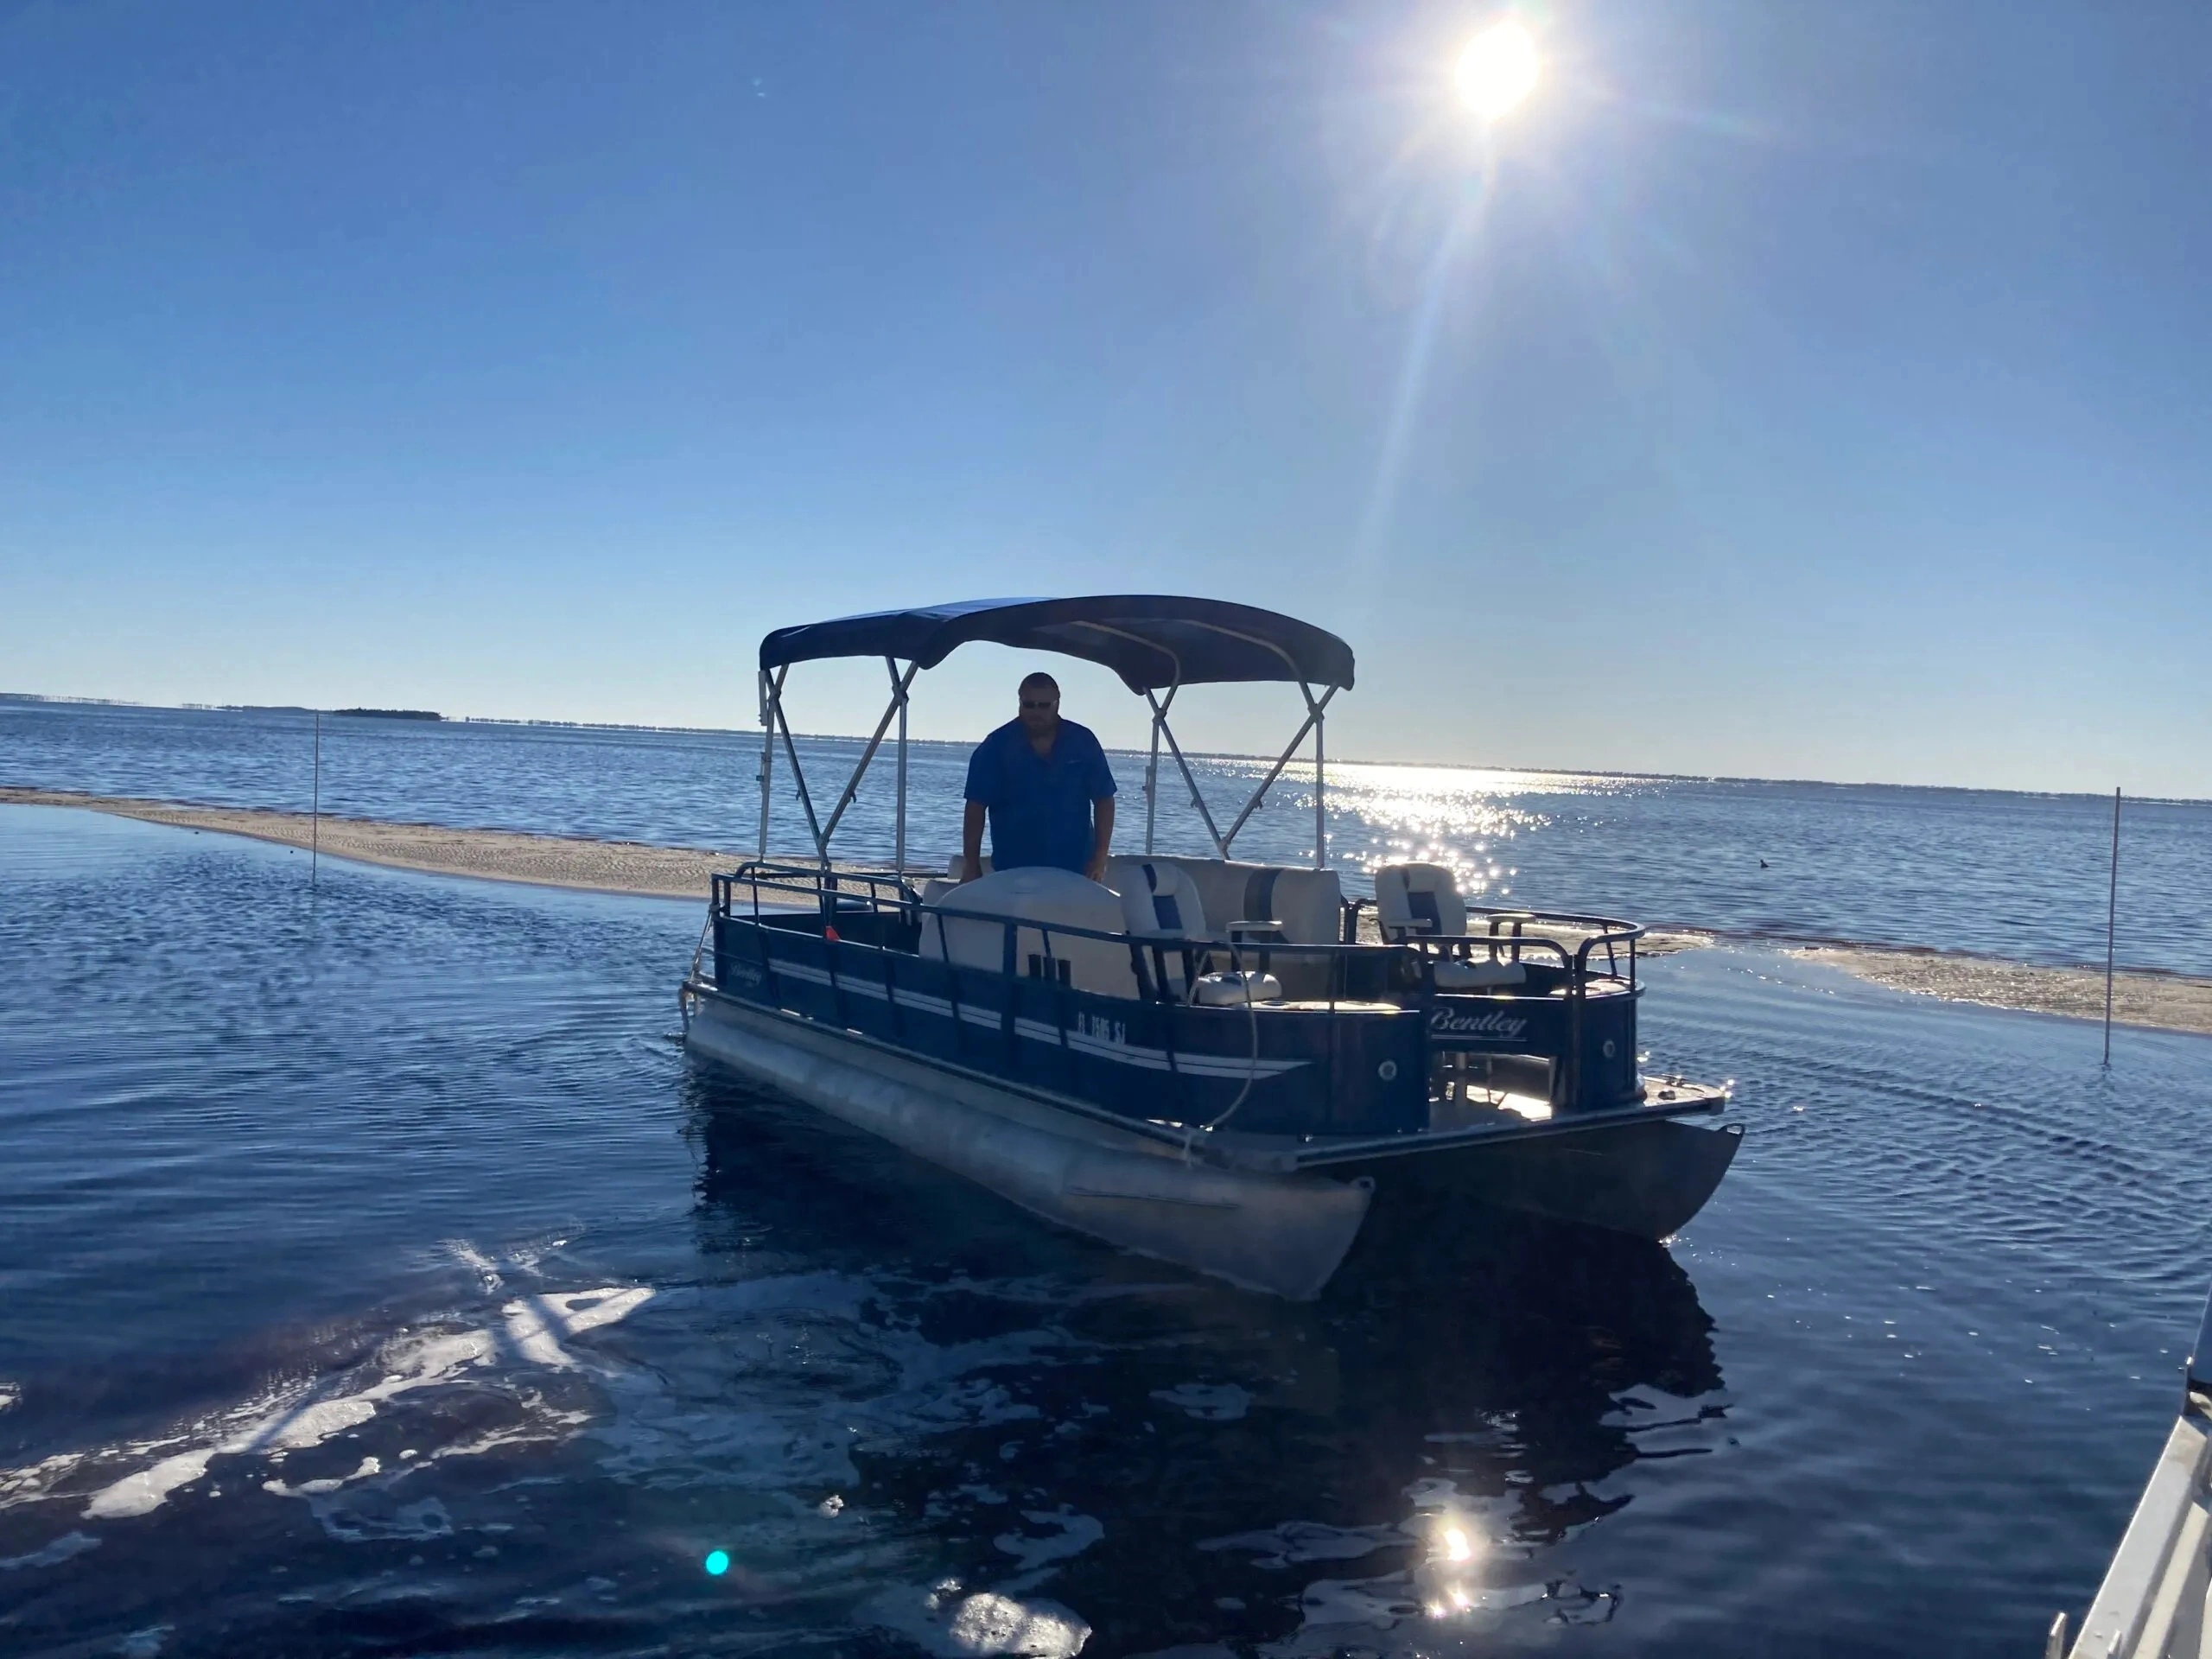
1455, 20, 1540, 121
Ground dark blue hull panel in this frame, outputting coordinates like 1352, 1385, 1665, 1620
714, 913, 1429, 1137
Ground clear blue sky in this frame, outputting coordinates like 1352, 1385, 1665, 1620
4, 1, 2208, 795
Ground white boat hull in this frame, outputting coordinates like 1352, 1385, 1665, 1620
683, 990, 1373, 1300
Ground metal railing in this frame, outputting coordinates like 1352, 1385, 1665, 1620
708, 861, 1641, 1014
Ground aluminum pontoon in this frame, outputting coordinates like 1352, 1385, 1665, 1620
679, 596, 1740, 1299
2048, 1287, 2212, 1659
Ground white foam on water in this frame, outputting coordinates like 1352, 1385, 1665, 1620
118, 1624, 172, 1657
0, 1382, 17, 1413
864, 1580, 1091, 1658
501, 1287, 655, 1370
84, 1448, 221, 1521
446, 1238, 505, 1293
263, 1457, 382, 1497
0, 1529, 101, 1570
42, 1287, 653, 1522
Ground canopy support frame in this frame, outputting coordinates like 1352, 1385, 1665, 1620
1144, 684, 1176, 855
1144, 687, 1229, 859
889, 655, 910, 879
756, 665, 787, 858
753, 600, 1347, 876
1214, 682, 1335, 868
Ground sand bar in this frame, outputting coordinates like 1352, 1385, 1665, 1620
1, 787, 779, 900
1798, 946, 2212, 1039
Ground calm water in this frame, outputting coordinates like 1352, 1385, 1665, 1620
4, 803, 2212, 1656
5, 697, 2209, 975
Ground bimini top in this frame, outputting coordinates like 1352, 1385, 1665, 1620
758, 595, 1355, 693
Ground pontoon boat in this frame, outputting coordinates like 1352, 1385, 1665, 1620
678, 596, 1740, 1298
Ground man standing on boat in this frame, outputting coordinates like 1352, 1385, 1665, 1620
958, 671, 1116, 884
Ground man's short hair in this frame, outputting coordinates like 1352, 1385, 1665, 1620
1019, 671, 1059, 696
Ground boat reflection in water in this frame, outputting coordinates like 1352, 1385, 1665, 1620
685, 1067, 1724, 1652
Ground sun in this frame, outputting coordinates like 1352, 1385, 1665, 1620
1455, 21, 1540, 122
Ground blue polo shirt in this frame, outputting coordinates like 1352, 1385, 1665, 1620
964, 718, 1117, 874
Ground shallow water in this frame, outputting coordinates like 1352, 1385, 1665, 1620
6, 696, 2209, 975
4, 803, 2210, 1656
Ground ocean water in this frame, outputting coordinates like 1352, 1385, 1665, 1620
3, 796, 2212, 1656
4, 696, 2209, 976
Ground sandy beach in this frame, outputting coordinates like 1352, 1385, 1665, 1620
8, 785, 2206, 1037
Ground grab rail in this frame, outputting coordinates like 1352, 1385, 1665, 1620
709, 862, 1641, 1027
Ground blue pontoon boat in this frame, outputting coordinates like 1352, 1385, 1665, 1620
679, 596, 1740, 1298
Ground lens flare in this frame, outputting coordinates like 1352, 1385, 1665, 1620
1455, 21, 1540, 121
703, 1548, 731, 1577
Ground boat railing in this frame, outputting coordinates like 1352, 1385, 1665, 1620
709, 861, 1639, 1007
1461, 906, 1645, 985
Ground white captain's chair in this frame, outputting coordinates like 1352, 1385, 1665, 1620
1109, 858, 1208, 940
1108, 858, 1219, 1002
1375, 863, 1466, 940
1374, 862, 1523, 989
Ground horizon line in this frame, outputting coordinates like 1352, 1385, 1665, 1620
1, 688, 2198, 810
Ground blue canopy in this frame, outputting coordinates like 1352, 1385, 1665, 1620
758, 596, 1356, 693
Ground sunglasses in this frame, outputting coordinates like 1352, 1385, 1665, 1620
1020, 699, 1057, 710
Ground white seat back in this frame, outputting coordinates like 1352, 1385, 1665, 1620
1146, 857, 1344, 946
1106, 858, 1209, 938
1375, 862, 1466, 941
920, 866, 1136, 998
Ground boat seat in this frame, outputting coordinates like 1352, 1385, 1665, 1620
1106, 858, 1212, 1002
1375, 862, 1466, 940
919, 852, 992, 907
1144, 857, 1344, 947
1191, 969, 1283, 1007
1376, 864, 1530, 988
919, 866, 1136, 998
1105, 858, 1209, 938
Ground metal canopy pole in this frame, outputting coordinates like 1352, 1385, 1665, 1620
1217, 683, 1336, 858
757, 666, 785, 858
1145, 688, 1228, 858
817, 661, 921, 851
889, 656, 909, 879
772, 696, 827, 863
1309, 683, 1327, 870
1144, 684, 1174, 855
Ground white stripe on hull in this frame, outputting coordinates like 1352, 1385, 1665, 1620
756, 955, 1306, 1080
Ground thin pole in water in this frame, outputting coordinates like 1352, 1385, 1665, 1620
312, 711, 321, 886
2103, 785, 2120, 1066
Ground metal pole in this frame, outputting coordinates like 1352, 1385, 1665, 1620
757, 668, 780, 859
311, 710, 321, 885
1313, 701, 1326, 870
1145, 698, 1161, 855
889, 656, 908, 879
1145, 688, 1226, 857
2104, 785, 2120, 1067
